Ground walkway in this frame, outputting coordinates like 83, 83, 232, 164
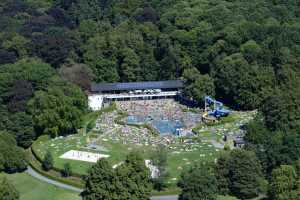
26, 166, 83, 193
26, 166, 178, 200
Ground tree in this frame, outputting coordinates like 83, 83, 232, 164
31, 29, 74, 67
42, 151, 53, 171
8, 112, 34, 148
0, 177, 19, 200
0, 59, 57, 99
215, 151, 230, 195
2, 34, 29, 58
83, 152, 152, 200
134, 5, 159, 23
178, 162, 218, 200
221, 149, 264, 199
61, 163, 72, 177
150, 145, 169, 191
213, 53, 274, 110
261, 85, 300, 132
240, 40, 262, 63
0, 49, 17, 64
58, 63, 94, 91
119, 48, 141, 82
82, 159, 118, 200
115, 152, 152, 200
0, 132, 27, 173
183, 67, 215, 103
7, 80, 33, 112
28, 84, 87, 138
269, 165, 300, 200
87, 58, 120, 83
0, 59, 57, 148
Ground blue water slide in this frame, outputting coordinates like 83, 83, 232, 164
205, 96, 230, 118
205, 96, 223, 108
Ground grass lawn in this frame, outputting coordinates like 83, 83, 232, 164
32, 108, 255, 185
0, 172, 242, 200
33, 133, 218, 182
0, 173, 81, 200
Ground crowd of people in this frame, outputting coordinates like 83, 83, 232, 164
93, 110, 177, 147
117, 99, 202, 130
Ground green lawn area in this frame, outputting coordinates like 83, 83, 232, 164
0, 172, 242, 200
32, 109, 255, 185
33, 134, 218, 182
0, 173, 81, 200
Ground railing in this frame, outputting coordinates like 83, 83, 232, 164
103, 91, 180, 99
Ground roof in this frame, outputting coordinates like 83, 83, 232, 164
91, 80, 184, 92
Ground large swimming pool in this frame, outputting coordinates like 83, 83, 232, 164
127, 116, 183, 136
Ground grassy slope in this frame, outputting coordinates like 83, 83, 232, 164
0, 173, 81, 200
1, 172, 240, 200
32, 110, 255, 180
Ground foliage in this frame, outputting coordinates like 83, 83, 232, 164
61, 163, 72, 177
0, 59, 57, 147
183, 67, 215, 103
215, 149, 264, 199
215, 151, 230, 195
82, 159, 118, 200
0, 177, 19, 200
58, 63, 94, 91
213, 53, 274, 110
0, 132, 27, 173
150, 145, 169, 191
42, 151, 53, 171
83, 152, 152, 200
28, 84, 87, 138
0, 0, 300, 197
178, 162, 218, 200
269, 165, 300, 200
115, 152, 152, 200
261, 84, 300, 132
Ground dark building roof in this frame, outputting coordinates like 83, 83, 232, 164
91, 80, 184, 92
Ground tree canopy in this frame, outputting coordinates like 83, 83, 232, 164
83, 152, 152, 200
0, 1, 300, 199
178, 162, 218, 200
1, 0, 299, 109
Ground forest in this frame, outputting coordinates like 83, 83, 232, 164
0, 0, 300, 200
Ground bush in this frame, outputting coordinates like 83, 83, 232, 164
61, 163, 72, 177
0, 132, 27, 173
42, 151, 53, 171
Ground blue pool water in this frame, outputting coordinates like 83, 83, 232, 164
151, 120, 183, 136
126, 116, 183, 136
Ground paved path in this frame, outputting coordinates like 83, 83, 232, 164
26, 166, 178, 200
26, 166, 83, 193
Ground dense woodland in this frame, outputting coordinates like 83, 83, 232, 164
0, 0, 300, 199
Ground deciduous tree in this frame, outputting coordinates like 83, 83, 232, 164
178, 162, 218, 200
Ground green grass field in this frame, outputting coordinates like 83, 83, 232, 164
1, 172, 241, 200
32, 108, 255, 184
0, 173, 81, 200
33, 134, 218, 182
